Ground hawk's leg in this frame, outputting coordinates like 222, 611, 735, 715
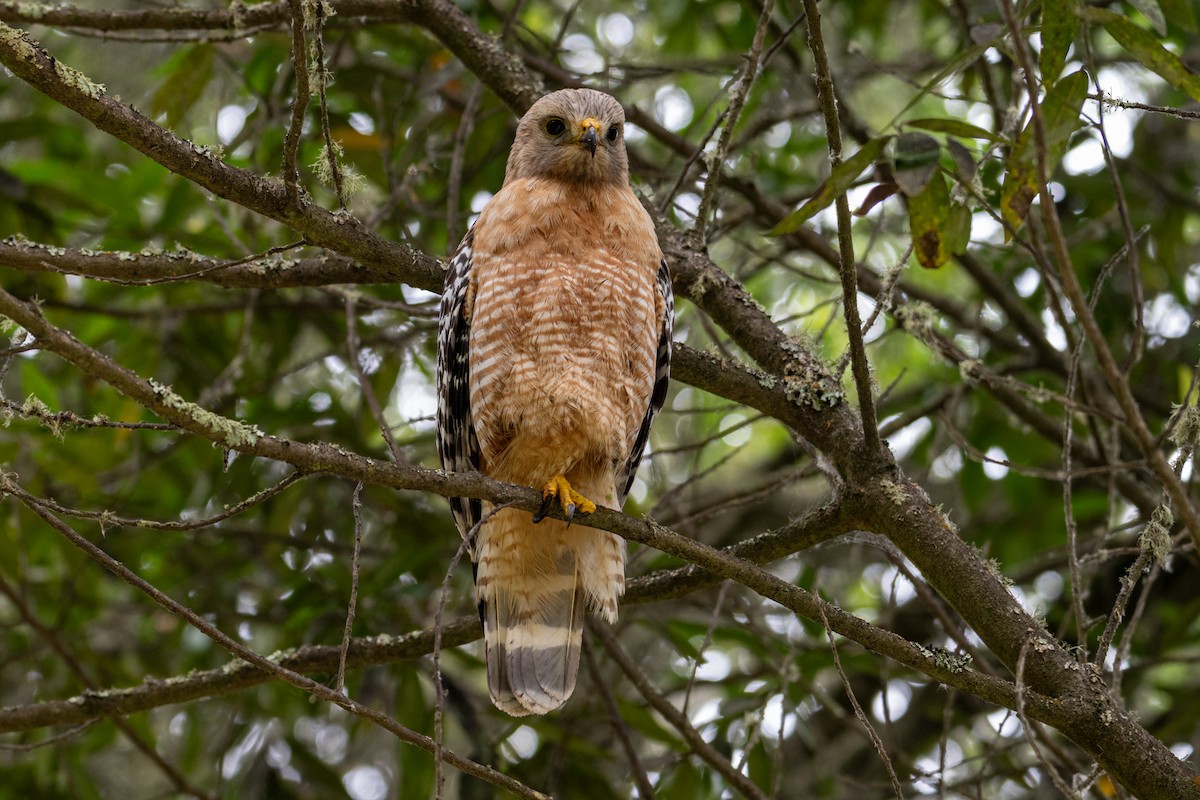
532, 475, 597, 525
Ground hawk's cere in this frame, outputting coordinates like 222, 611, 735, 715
436, 88, 674, 716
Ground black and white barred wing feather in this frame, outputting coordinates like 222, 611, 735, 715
436, 230, 482, 548
617, 257, 674, 504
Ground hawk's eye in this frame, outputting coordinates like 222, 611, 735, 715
544, 118, 567, 136
606, 125, 619, 142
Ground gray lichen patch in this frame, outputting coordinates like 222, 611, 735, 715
917, 645, 973, 674
0, 21, 105, 98
781, 349, 846, 410
18, 394, 65, 439
148, 379, 262, 448
55, 58, 105, 100
689, 266, 716, 299
957, 358, 983, 385
880, 478, 908, 507
1139, 504, 1173, 562
246, 257, 300, 276
751, 368, 777, 391
1167, 403, 1200, 449
892, 299, 936, 341
0, 20, 41, 62
12, 3, 49, 21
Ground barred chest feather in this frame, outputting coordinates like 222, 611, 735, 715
466, 179, 663, 482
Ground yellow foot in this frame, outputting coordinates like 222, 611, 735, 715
532, 475, 597, 525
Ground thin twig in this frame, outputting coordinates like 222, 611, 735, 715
24, 471, 307, 533
801, 0, 881, 456
659, 108, 727, 217
1062, 294, 1088, 657
433, 502, 510, 800
198, 287, 261, 408
1013, 639, 1081, 799
311, 1, 349, 209
432, 535, 470, 800
446, 80, 485, 252
0, 720, 99, 751
583, 642, 658, 800
1111, 559, 1161, 691
1090, 92, 1200, 120
345, 295, 405, 463
1086, 66, 1143, 372
335, 482, 365, 693
123, 242, 306, 287
1093, 551, 1150, 671
814, 578, 905, 800
682, 580, 731, 717
283, 0, 310, 206
693, 0, 776, 243
590, 620, 769, 800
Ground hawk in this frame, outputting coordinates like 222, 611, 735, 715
436, 88, 673, 715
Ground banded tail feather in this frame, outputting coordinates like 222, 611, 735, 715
474, 503, 623, 715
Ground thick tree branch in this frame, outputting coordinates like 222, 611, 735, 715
0, 240, 392, 288
0, 1, 405, 32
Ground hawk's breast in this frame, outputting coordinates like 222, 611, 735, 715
467, 180, 662, 481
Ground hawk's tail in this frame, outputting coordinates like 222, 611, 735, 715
475, 506, 623, 716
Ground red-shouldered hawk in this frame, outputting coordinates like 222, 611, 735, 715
436, 88, 673, 716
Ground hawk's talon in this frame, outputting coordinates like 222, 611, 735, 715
532, 493, 555, 524
533, 475, 596, 525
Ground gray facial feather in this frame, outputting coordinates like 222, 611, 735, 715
504, 88, 630, 185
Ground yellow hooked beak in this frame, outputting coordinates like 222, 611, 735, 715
579, 117, 601, 156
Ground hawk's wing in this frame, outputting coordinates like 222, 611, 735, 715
617, 257, 674, 505
436, 230, 482, 545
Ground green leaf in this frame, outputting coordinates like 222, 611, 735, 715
1032, 68, 1090, 159
947, 139, 978, 181
893, 132, 942, 196
770, 136, 890, 235
853, 182, 900, 216
150, 44, 215, 129
945, 200, 973, 255
1082, 7, 1200, 102
1000, 163, 1039, 237
904, 117, 1001, 141
1040, 0, 1078, 84
1000, 69, 1088, 237
1128, 0, 1168, 35
1158, 0, 1198, 32
908, 171, 953, 269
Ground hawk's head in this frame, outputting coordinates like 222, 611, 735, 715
506, 88, 630, 186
